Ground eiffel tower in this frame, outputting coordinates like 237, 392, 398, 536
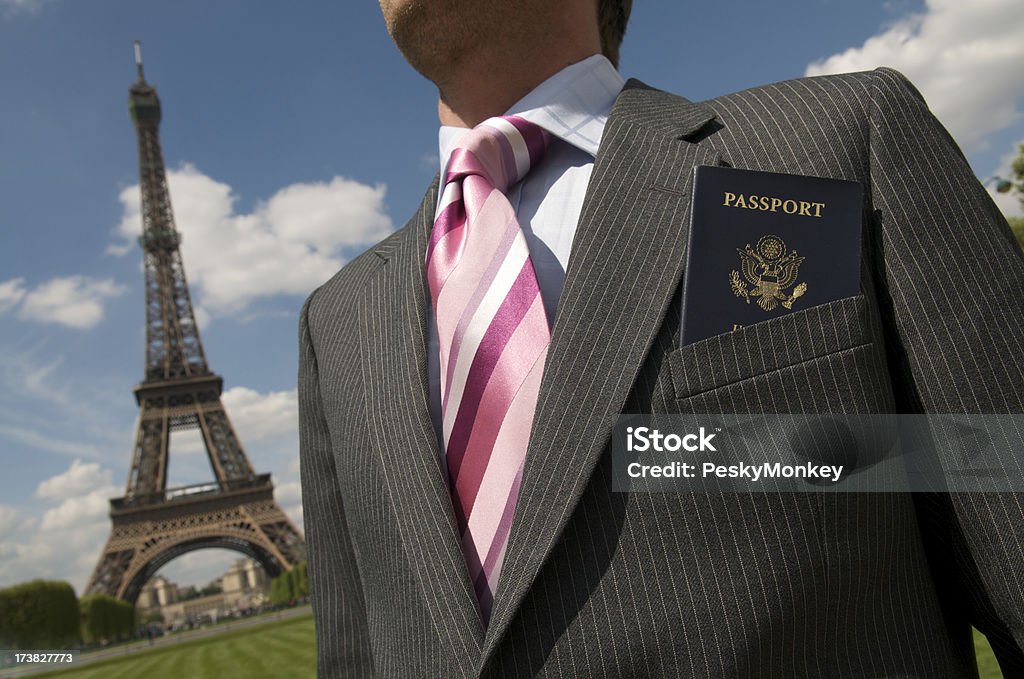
85, 42, 305, 602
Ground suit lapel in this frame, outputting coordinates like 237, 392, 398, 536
360, 180, 485, 674
481, 81, 721, 666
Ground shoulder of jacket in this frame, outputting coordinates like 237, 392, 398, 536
704, 67, 918, 114
301, 226, 406, 333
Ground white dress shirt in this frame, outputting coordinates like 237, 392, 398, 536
428, 54, 626, 441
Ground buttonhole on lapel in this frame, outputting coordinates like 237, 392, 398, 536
651, 184, 687, 196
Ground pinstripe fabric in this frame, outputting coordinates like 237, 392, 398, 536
299, 67, 1024, 677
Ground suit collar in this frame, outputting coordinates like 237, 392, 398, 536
373, 178, 437, 261
613, 78, 718, 140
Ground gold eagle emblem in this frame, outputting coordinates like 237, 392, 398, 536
729, 235, 808, 311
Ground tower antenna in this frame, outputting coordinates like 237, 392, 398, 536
133, 39, 145, 82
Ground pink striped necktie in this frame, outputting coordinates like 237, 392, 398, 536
425, 116, 551, 625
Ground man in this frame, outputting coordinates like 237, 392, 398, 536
299, 0, 1024, 676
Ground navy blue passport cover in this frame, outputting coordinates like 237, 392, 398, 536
680, 166, 863, 346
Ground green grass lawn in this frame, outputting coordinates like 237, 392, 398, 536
37, 615, 1003, 678
45, 615, 315, 679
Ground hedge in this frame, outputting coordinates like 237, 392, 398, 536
80, 594, 136, 644
269, 561, 308, 605
0, 579, 80, 649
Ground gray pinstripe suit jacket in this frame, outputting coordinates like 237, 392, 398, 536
299, 68, 1024, 678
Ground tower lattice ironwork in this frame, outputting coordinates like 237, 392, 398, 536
86, 43, 305, 602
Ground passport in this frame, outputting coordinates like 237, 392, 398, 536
680, 166, 863, 346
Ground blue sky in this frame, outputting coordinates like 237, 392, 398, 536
1, 0, 1022, 592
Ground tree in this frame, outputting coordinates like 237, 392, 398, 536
268, 562, 309, 605
1011, 143, 1024, 197
80, 594, 137, 645
294, 561, 309, 598
177, 585, 199, 602
141, 609, 164, 625
283, 569, 297, 601
199, 582, 223, 597
269, 576, 287, 606
997, 143, 1024, 248
0, 580, 80, 649
1010, 217, 1024, 250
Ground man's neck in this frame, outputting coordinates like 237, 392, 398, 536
436, 42, 602, 128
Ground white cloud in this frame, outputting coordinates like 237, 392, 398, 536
290, 503, 304, 528
806, 0, 1024, 151
23, 462, 116, 566
275, 479, 302, 507
193, 305, 212, 331
35, 460, 118, 533
275, 480, 304, 531
0, 279, 26, 313
167, 427, 207, 460
35, 458, 113, 500
0, 505, 21, 539
0, 515, 114, 592
15, 276, 126, 330
38, 486, 116, 532
221, 386, 298, 443
111, 165, 394, 314
0, 459, 119, 591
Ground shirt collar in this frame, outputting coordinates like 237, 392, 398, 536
438, 54, 625, 174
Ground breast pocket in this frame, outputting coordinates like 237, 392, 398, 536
668, 294, 872, 404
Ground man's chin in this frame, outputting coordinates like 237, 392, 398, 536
383, 0, 491, 83
392, 39, 463, 84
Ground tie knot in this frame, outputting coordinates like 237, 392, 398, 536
445, 116, 550, 193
